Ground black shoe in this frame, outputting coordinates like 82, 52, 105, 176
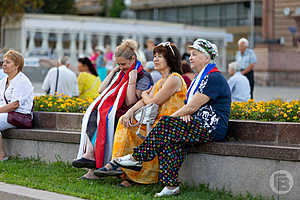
94, 161, 123, 177
72, 158, 96, 169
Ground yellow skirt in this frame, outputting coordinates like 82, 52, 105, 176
112, 120, 159, 184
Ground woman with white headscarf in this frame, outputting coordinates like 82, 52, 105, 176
114, 39, 231, 197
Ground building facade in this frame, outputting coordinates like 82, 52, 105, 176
254, 0, 300, 86
130, 0, 263, 62
4, 14, 232, 71
129, 0, 300, 86
75, 0, 104, 15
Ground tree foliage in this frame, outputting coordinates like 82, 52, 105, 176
0, 0, 44, 47
41, 0, 76, 15
109, 0, 126, 18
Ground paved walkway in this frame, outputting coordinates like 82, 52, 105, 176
254, 86, 300, 101
0, 182, 84, 200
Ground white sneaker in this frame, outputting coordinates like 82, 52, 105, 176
113, 154, 142, 171
154, 186, 180, 197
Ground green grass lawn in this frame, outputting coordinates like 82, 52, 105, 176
0, 157, 269, 200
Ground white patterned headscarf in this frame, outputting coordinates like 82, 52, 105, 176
189, 39, 218, 61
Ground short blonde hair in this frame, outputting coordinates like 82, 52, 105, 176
4, 50, 24, 72
114, 39, 137, 60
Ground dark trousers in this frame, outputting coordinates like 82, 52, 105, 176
244, 70, 254, 99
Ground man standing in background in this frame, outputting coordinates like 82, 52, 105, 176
235, 38, 256, 99
42, 56, 79, 97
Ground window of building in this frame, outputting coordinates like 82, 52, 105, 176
178, 7, 192, 24
159, 8, 178, 23
192, 6, 206, 26
137, 9, 153, 20
206, 5, 220, 27
135, 1, 261, 28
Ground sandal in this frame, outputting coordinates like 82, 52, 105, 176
113, 154, 142, 171
94, 161, 123, 177
118, 180, 135, 188
72, 158, 96, 169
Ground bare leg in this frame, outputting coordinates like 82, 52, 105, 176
80, 138, 99, 179
0, 134, 7, 159
82, 169, 99, 179
82, 137, 95, 160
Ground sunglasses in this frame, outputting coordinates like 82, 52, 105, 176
158, 42, 175, 56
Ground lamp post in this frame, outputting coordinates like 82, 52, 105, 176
250, 0, 255, 49
121, 0, 136, 19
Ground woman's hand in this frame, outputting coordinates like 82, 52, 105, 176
120, 110, 134, 128
128, 69, 137, 85
180, 114, 192, 123
141, 87, 152, 104
112, 65, 120, 73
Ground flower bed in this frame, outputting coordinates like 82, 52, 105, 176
34, 95, 300, 123
230, 99, 300, 122
34, 95, 93, 113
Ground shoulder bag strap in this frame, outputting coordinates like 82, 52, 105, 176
55, 66, 59, 94
3, 79, 9, 104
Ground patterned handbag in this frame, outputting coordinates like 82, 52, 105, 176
129, 103, 159, 139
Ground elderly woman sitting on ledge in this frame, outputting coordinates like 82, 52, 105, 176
0, 50, 34, 161
114, 39, 231, 197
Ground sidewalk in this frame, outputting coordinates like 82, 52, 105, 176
0, 182, 84, 200
254, 85, 300, 101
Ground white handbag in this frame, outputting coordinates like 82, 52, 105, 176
129, 103, 159, 139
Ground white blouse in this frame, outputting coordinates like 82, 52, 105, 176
0, 72, 34, 114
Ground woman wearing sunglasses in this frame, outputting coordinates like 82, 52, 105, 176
114, 39, 231, 197
95, 42, 187, 187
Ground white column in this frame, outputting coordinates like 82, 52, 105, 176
70, 32, 77, 64
85, 33, 93, 56
78, 32, 84, 57
97, 34, 104, 50
180, 36, 187, 55
138, 35, 144, 51
219, 40, 226, 72
131, 34, 137, 41
110, 34, 117, 51
41, 32, 49, 49
21, 28, 27, 56
55, 32, 64, 59
28, 30, 36, 53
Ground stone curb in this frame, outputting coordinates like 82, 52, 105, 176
0, 182, 84, 200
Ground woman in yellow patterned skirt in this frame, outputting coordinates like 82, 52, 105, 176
94, 42, 187, 187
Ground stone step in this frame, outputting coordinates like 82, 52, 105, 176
3, 128, 80, 144
33, 112, 83, 131
228, 119, 300, 145
0, 182, 83, 200
190, 142, 300, 161
4, 128, 300, 162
